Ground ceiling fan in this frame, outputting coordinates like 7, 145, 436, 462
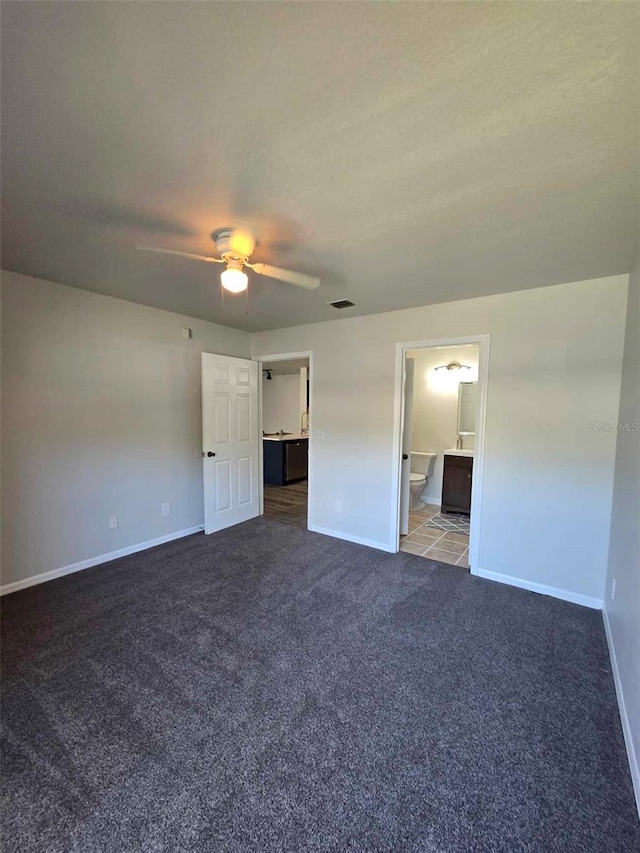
137, 227, 320, 294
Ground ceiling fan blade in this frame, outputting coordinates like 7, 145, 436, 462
136, 245, 219, 263
251, 263, 320, 290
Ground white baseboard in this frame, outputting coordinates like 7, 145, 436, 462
476, 568, 603, 610
421, 495, 441, 506
0, 526, 204, 596
602, 607, 640, 817
308, 524, 393, 553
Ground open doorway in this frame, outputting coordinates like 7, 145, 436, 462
258, 355, 311, 529
393, 336, 489, 572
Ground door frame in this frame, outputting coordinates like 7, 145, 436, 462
390, 335, 490, 573
251, 350, 314, 527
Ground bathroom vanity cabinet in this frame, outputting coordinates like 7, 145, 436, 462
263, 437, 308, 486
441, 453, 473, 514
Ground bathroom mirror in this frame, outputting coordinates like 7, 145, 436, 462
457, 382, 477, 435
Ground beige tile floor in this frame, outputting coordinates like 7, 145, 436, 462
399, 504, 470, 568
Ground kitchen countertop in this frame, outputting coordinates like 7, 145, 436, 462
263, 434, 309, 442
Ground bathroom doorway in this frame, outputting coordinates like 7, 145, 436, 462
392, 336, 489, 572
253, 351, 313, 530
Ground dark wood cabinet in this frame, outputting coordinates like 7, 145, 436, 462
263, 439, 308, 485
441, 454, 473, 514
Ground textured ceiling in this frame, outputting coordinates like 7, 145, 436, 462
2, 2, 638, 331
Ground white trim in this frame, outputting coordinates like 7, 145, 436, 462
0, 526, 204, 596
308, 524, 393, 553
602, 607, 640, 817
252, 351, 313, 363
257, 365, 265, 516
476, 568, 603, 610
390, 334, 491, 572
252, 350, 314, 530
420, 495, 442, 507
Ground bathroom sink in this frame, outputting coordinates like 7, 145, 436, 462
444, 448, 474, 457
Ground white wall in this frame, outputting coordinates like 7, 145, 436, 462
0, 271, 250, 589
409, 345, 479, 504
252, 275, 628, 605
603, 249, 640, 811
0, 270, 630, 610
262, 373, 301, 434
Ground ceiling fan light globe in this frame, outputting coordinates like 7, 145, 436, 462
220, 267, 248, 293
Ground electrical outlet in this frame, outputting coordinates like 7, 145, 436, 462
181, 327, 192, 340
161, 502, 170, 517
109, 514, 118, 530
611, 578, 616, 600
334, 499, 342, 513
315, 430, 325, 439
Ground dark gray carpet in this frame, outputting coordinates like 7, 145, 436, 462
2, 518, 638, 852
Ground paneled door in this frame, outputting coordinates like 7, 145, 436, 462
202, 353, 260, 534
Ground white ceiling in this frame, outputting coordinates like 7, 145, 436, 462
1, 3, 638, 332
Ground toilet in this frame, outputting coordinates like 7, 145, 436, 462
409, 451, 436, 511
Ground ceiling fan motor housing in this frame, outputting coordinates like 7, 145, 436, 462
211, 228, 236, 257
224, 256, 245, 272
211, 227, 256, 267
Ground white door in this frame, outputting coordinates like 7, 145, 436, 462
202, 353, 260, 534
399, 357, 415, 537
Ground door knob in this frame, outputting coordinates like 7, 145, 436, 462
207, 451, 216, 458
402, 453, 408, 460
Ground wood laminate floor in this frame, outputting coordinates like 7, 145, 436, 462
263, 480, 308, 529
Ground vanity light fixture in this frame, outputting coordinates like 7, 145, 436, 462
434, 361, 472, 373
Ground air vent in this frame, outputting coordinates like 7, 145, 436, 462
329, 299, 355, 310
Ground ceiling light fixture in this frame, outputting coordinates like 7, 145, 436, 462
434, 361, 472, 372
220, 265, 248, 294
